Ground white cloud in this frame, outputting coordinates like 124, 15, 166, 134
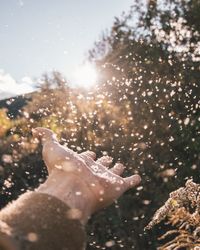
0, 69, 34, 99
21, 76, 33, 85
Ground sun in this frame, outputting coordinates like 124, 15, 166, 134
72, 63, 98, 88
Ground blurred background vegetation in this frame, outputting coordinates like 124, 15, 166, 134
0, 0, 200, 249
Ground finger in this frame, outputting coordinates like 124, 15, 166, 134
79, 151, 96, 160
110, 163, 125, 176
96, 156, 113, 168
124, 174, 141, 189
79, 151, 96, 166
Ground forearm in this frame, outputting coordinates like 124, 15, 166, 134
0, 191, 86, 250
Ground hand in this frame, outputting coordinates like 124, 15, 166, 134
37, 149, 141, 224
34, 128, 141, 224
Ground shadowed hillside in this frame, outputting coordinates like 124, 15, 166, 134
0, 93, 33, 119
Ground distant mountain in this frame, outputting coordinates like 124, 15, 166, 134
0, 91, 16, 100
0, 93, 33, 119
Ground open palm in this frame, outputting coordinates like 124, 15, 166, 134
33, 127, 141, 220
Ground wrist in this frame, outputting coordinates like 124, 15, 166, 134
37, 170, 95, 224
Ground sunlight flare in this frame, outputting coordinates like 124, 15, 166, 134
72, 63, 98, 88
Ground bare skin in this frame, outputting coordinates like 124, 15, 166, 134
32, 127, 141, 224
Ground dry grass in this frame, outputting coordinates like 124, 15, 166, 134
146, 180, 200, 249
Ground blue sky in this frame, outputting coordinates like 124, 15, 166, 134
0, 0, 132, 98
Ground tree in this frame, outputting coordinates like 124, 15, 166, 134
87, 0, 200, 248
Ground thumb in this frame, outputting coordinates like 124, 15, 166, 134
124, 174, 141, 190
